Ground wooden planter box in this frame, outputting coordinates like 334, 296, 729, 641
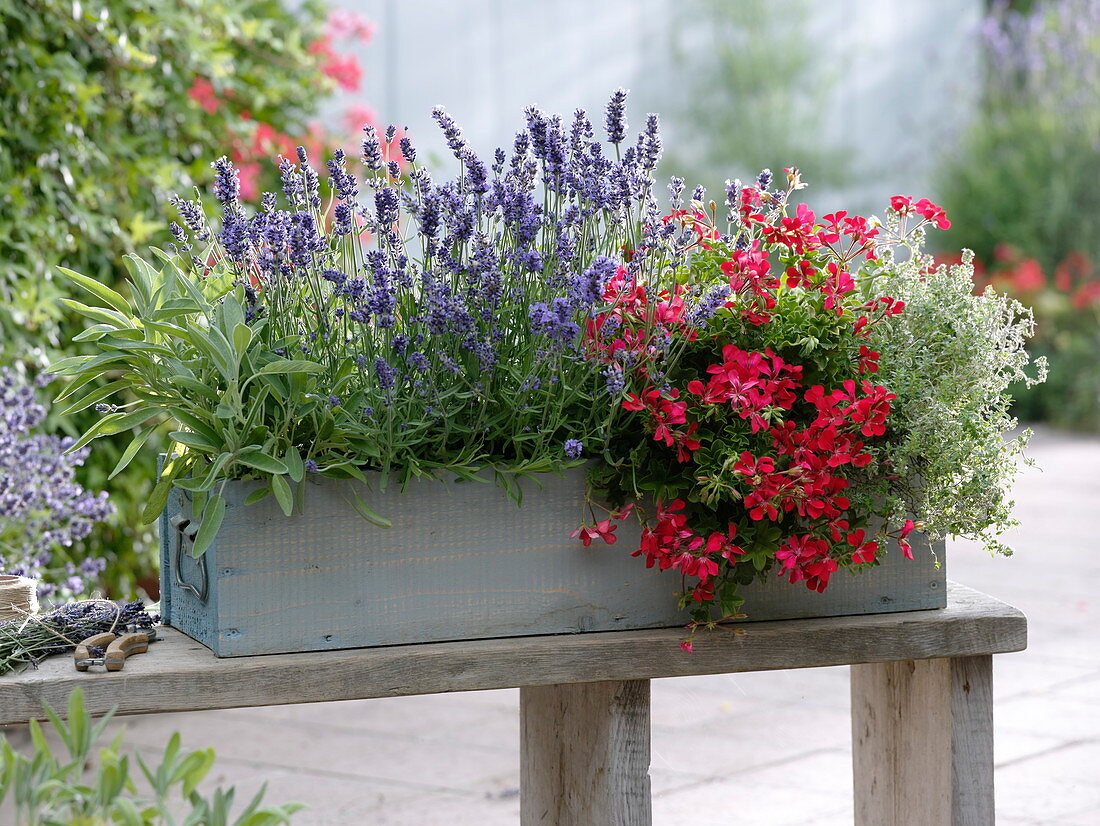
159, 471, 946, 657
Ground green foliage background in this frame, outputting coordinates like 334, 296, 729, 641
0, 688, 302, 824
937, 0, 1100, 430
0, 0, 333, 595
664, 0, 850, 201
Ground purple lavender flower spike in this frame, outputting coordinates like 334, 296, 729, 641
563, 439, 583, 458
288, 211, 322, 269
333, 202, 353, 236
524, 106, 549, 161
571, 255, 616, 307
605, 88, 628, 144
373, 357, 398, 390
569, 109, 593, 156
687, 284, 732, 327
399, 133, 417, 164
725, 178, 741, 220
362, 126, 384, 170
604, 363, 626, 397
639, 114, 662, 171
211, 156, 240, 205
668, 177, 685, 210
431, 105, 467, 159
297, 148, 322, 210
375, 188, 400, 227
278, 156, 304, 205
326, 149, 359, 202
170, 196, 210, 241
463, 152, 490, 196
219, 205, 250, 265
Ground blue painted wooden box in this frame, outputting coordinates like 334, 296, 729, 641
160, 470, 946, 657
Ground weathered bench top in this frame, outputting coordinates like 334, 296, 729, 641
0, 582, 1025, 725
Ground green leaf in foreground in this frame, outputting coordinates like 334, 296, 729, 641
270, 474, 293, 516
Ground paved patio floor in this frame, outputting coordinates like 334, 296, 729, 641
7, 427, 1100, 824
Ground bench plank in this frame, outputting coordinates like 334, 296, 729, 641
0, 582, 1024, 725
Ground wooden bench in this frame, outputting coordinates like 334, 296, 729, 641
0, 582, 1025, 825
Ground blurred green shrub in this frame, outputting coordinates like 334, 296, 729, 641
0, 687, 302, 824
962, 249, 1100, 431
666, 0, 850, 199
0, 0, 368, 594
938, 0, 1100, 429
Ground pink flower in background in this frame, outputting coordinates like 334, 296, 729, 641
326, 54, 363, 91
325, 9, 375, 41
188, 77, 219, 114
236, 161, 261, 202
310, 37, 365, 91
342, 104, 378, 135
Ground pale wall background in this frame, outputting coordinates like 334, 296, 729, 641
323, 0, 981, 214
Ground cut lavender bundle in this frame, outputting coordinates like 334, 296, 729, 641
0, 599, 157, 676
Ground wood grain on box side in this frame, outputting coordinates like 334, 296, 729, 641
0, 583, 1024, 724
161, 470, 945, 657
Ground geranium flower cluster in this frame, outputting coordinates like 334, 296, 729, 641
579, 175, 951, 629
0, 370, 110, 599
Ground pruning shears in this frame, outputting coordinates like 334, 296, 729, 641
74, 627, 158, 672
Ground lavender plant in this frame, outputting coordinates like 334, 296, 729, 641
51, 91, 708, 552
0, 370, 111, 598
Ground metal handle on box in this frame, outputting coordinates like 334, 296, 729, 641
170, 514, 208, 604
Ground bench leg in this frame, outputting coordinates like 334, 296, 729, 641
851, 656, 995, 826
520, 679, 652, 826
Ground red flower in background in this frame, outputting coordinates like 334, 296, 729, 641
317, 49, 364, 91
1009, 258, 1046, 293
188, 77, 219, 114
186, 9, 379, 202
963, 247, 1100, 310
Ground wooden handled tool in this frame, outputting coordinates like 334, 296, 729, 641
104, 632, 152, 671
74, 628, 157, 672
74, 633, 117, 672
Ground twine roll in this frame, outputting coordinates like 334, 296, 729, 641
0, 575, 39, 623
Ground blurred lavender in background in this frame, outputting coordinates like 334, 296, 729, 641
0, 369, 110, 599
981, 0, 1100, 111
